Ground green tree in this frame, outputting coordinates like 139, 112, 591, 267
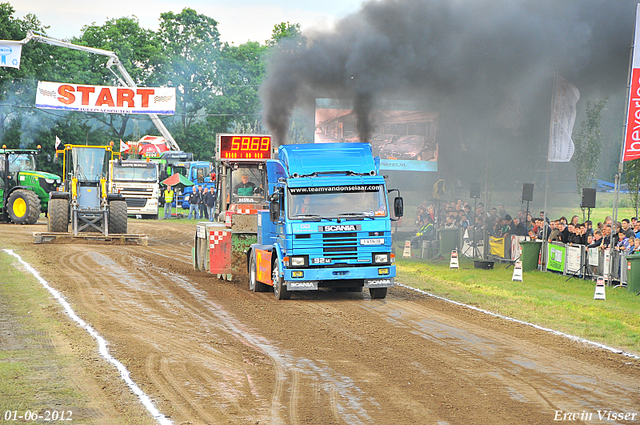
571, 98, 607, 193
267, 22, 303, 47
213, 41, 267, 134
624, 159, 640, 218
156, 8, 222, 157
55, 17, 165, 141
0, 3, 51, 145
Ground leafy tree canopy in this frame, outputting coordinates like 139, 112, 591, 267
0, 3, 298, 160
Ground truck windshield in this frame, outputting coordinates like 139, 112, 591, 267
231, 166, 265, 204
112, 164, 157, 182
8, 154, 36, 173
287, 184, 388, 219
73, 147, 107, 182
194, 165, 211, 183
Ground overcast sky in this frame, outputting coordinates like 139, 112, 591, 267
12, 0, 364, 44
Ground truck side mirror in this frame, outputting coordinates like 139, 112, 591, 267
394, 197, 404, 218
270, 199, 280, 222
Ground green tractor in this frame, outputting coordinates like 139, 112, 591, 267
48, 144, 127, 235
0, 146, 61, 224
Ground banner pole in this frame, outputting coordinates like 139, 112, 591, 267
542, 73, 557, 272
610, 5, 638, 283
542, 159, 550, 271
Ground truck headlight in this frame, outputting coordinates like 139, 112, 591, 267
290, 256, 307, 267
373, 253, 389, 264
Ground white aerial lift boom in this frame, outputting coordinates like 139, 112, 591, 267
19, 31, 180, 152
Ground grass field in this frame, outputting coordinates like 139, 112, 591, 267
0, 254, 87, 414
397, 256, 640, 356
544, 207, 638, 225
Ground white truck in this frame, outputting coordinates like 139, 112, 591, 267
109, 160, 160, 219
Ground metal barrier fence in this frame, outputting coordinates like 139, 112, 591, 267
536, 242, 626, 283
418, 229, 628, 284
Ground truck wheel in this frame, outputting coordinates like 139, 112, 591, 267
48, 198, 69, 232
8, 189, 41, 224
249, 254, 268, 292
109, 200, 128, 234
272, 261, 291, 300
369, 287, 388, 299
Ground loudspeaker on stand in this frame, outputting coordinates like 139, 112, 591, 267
581, 188, 596, 209
470, 183, 481, 199
522, 183, 534, 202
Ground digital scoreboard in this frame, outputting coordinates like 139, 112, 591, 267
218, 134, 272, 160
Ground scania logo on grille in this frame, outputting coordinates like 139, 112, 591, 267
318, 224, 361, 232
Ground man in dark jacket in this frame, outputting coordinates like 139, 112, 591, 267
510, 217, 527, 236
198, 185, 208, 220
203, 186, 216, 222
187, 185, 201, 220
567, 224, 583, 246
621, 219, 635, 238
558, 222, 570, 244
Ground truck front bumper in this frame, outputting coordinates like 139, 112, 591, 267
284, 265, 395, 291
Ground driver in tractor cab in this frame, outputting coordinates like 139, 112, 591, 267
235, 173, 256, 196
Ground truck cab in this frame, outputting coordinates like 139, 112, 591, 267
248, 143, 403, 300
109, 160, 160, 219
172, 161, 215, 208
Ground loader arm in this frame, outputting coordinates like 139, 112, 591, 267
20, 31, 181, 152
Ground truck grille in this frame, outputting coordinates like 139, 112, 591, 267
322, 232, 358, 259
293, 231, 388, 263
125, 198, 147, 207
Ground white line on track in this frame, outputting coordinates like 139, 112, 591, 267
396, 282, 640, 361
3, 249, 172, 425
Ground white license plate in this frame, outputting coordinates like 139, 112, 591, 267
360, 238, 384, 245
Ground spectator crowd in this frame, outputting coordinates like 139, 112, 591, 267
412, 198, 640, 254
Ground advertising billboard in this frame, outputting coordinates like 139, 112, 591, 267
315, 99, 439, 172
547, 243, 566, 273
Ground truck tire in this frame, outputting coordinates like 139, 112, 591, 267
48, 198, 69, 232
249, 254, 269, 292
8, 189, 40, 224
108, 200, 128, 234
272, 261, 291, 300
369, 287, 388, 299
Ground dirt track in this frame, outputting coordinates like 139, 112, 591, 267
2, 219, 639, 424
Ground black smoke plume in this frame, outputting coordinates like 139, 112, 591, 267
260, 0, 636, 187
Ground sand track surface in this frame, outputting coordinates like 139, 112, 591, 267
2, 219, 639, 424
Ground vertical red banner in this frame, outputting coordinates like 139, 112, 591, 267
624, 68, 640, 161
623, 4, 640, 162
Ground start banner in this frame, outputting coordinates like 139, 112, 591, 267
35, 81, 176, 115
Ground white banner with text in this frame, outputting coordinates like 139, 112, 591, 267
35, 81, 176, 115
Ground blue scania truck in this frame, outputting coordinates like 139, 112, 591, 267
246, 142, 403, 300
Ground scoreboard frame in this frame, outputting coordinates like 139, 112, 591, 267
216, 134, 272, 161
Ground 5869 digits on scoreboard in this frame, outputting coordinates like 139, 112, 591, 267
219, 135, 271, 160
